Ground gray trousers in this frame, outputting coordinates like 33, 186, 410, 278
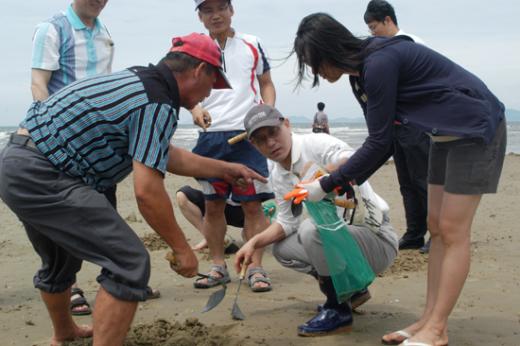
273, 218, 398, 276
0, 138, 150, 301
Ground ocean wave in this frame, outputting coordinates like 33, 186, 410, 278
0, 131, 12, 148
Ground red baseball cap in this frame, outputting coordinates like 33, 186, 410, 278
170, 33, 231, 89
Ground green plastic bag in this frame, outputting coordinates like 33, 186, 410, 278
262, 200, 277, 223
304, 198, 375, 303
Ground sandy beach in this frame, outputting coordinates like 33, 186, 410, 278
1, 155, 519, 346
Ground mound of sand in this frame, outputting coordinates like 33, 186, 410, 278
140, 233, 168, 251
380, 250, 429, 277
64, 318, 242, 346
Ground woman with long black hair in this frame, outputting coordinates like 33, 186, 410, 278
292, 12, 506, 346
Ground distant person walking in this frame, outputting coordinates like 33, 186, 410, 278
312, 102, 330, 134
364, 0, 431, 253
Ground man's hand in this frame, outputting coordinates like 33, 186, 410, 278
221, 162, 268, 188
191, 104, 212, 130
169, 246, 199, 278
296, 177, 327, 202
234, 240, 256, 274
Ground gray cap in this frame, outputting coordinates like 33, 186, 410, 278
244, 104, 284, 139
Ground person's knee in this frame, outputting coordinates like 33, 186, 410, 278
240, 200, 263, 218
437, 219, 470, 247
204, 199, 226, 218
272, 243, 287, 263
298, 220, 320, 249
122, 245, 151, 285
99, 248, 150, 301
176, 191, 188, 209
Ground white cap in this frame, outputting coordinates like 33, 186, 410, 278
194, 0, 206, 10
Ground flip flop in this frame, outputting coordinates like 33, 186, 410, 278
401, 340, 431, 346
381, 330, 412, 345
401, 340, 448, 346
70, 287, 92, 316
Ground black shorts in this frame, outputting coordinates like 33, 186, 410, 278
428, 119, 506, 194
0, 136, 150, 301
177, 185, 245, 228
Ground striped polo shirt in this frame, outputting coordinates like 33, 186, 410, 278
31, 4, 114, 95
21, 63, 180, 192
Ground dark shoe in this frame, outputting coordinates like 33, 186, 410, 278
298, 307, 353, 336
145, 286, 161, 300
419, 238, 431, 254
398, 237, 424, 250
224, 242, 240, 254
317, 288, 371, 312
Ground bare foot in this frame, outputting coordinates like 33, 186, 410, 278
50, 324, 92, 346
192, 239, 208, 251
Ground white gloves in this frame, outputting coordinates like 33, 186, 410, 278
296, 178, 327, 202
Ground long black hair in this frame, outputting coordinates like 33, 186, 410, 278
293, 13, 366, 88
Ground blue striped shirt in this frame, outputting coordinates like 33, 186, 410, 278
22, 63, 180, 191
31, 4, 114, 95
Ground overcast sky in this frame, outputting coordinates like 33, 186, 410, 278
1, 0, 519, 125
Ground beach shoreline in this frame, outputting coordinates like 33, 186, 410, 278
0, 155, 519, 345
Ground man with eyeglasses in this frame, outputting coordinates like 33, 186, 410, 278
189, 0, 276, 292
234, 104, 398, 336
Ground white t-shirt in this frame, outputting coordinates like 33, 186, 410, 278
396, 29, 425, 44
270, 133, 389, 237
201, 32, 270, 132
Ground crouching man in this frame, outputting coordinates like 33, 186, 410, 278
234, 104, 398, 336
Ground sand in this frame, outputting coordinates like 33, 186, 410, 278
1, 155, 519, 346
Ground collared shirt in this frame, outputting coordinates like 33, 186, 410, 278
31, 4, 114, 95
21, 63, 180, 192
270, 133, 389, 237
201, 32, 271, 131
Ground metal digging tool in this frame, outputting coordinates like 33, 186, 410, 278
165, 251, 226, 313
231, 263, 247, 320
199, 273, 227, 313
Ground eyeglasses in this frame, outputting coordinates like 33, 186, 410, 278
250, 124, 283, 146
199, 3, 230, 15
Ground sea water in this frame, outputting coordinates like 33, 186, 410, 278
2, 122, 520, 153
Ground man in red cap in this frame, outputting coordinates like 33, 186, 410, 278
190, 0, 276, 293
0, 33, 263, 346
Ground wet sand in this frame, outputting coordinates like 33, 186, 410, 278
1, 155, 519, 345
